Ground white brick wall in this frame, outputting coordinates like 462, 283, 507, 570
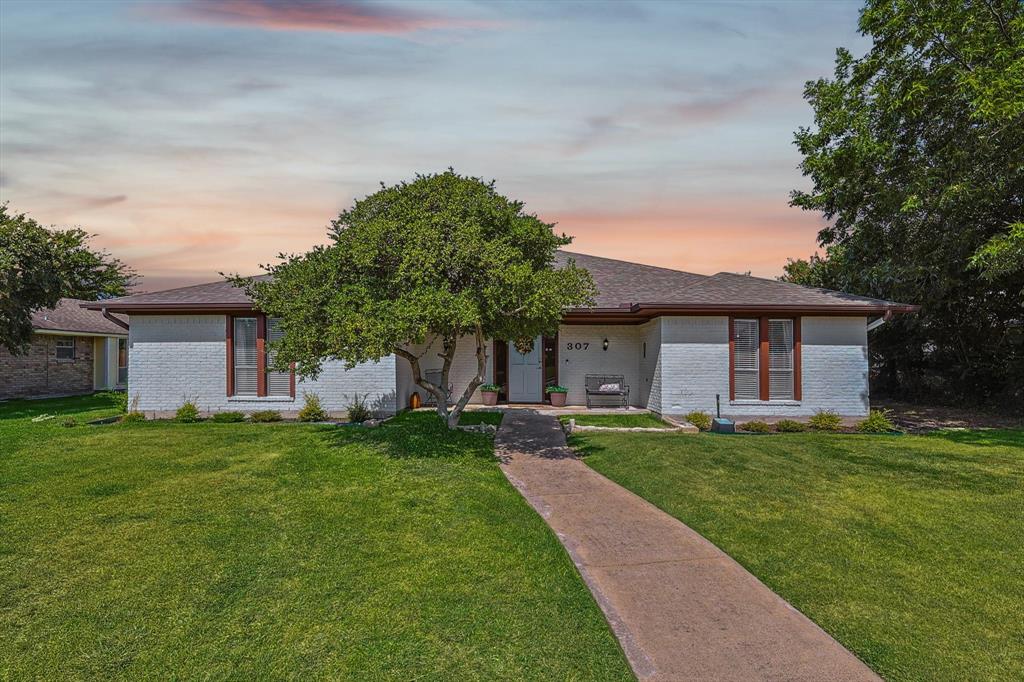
655, 316, 870, 418
558, 325, 642, 406
127, 314, 869, 418
127, 315, 398, 417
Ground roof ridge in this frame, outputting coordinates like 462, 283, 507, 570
558, 250, 708, 279
111, 275, 264, 300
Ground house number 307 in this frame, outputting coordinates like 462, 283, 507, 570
566, 342, 590, 350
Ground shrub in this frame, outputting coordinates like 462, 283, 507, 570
740, 420, 773, 433
858, 409, 896, 433
122, 412, 146, 424
775, 419, 808, 432
545, 385, 568, 394
61, 417, 77, 428
175, 399, 201, 423
684, 411, 712, 431
809, 410, 843, 431
97, 390, 128, 413
346, 393, 373, 423
250, 410, 282, 423
298, 393, 328, 422
211, 411, 245, 423
480, 383, 501, 393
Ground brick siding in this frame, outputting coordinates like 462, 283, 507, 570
0, 334, 94, 400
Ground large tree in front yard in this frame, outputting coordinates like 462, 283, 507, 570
786, 0, 1024, 405
233, 171, 595, 428
0, 204, 137, 354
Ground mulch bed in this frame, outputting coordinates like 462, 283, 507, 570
875, 401, 1023, 432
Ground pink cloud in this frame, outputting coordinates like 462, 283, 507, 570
153, 0, 502, 35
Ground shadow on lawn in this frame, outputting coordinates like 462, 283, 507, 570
320, 411, 503, 461
927, 428, 1024, 450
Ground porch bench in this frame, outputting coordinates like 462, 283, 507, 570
585, 375, 630, 408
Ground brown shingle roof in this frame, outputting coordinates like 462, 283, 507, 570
33, 299, 128, 336
86, 252, 915, 315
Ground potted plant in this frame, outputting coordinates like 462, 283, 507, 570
545, 385, 568, 407
480, 383, 501, 406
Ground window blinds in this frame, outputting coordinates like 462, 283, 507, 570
768, 319, 794, 400
266, 317, 291, 397
233, 317, 258, 395
733, 319, 759, 400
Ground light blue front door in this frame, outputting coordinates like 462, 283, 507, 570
508, 336, 542, 402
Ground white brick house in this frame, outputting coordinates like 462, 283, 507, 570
86, 252, 916, 419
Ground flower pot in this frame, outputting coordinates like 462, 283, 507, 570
482, 390, 499, 406
548, 392, 567, 407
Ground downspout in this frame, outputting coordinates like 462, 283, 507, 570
102, 308, 130, 331
866, 309, 894, 332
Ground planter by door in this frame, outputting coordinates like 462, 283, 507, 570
549, 392, 567, 407
482, 390, 498, 406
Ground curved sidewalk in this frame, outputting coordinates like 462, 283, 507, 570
495, 410, 879, 682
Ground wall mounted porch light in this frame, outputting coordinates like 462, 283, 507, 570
602, 338, 609, 351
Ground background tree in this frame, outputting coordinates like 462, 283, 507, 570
233, 171, 595, 428
0, 204, 137, 353
787, 0, 1024, 405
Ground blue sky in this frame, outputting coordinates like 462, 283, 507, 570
0, 0, 868, 291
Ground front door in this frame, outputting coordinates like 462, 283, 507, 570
508, 335, 543, 402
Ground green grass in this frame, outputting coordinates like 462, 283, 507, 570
0, 395, 631, 680
572, 429, 1024, 681
559, 413, 672, 429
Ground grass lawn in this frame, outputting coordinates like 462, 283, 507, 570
560, 413, 672, 429
0, 395, 631, 680
572, 429, 1024, 681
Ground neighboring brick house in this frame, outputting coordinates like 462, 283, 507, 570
86, 252, 917, 419
0, 299, 129, 400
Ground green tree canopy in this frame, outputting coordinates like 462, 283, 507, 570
233, 171, 595, 428
0, 204, 137, 353
787, 0, 1024, 404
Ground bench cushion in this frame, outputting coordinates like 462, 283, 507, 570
598, 383, 621, 393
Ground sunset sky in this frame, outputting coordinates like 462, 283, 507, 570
0, 0, 868, 292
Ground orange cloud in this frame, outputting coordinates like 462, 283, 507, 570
154, 0, 501, 35
552, 200, 825, 278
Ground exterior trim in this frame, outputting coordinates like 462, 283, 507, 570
758, 318, 770, 401
256, 315, 267, 397
728, 317, 735, 401
225, 316, 234, 397
793, 317, 802, 401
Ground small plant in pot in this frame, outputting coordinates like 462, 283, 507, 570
545, 385, 568, 407
480, 384, 501, 406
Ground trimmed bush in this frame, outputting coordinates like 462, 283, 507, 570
685, 411, 712, 431
175, 400, 201, 423
809, 410, 843, 431
858, 409, 896, 433
346, 394, 373, 423
479, 384, 501, 393
250, 410, 282, 423
298, 393, 328, 422
776, 419, 808, 432
61, 417, 77, 428
740, 420, 773, 433
97, 390, 128, 413
211, 411, 245, 423
122, 412, 146, 424
545, 385, 568, 394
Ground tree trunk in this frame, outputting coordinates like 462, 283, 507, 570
447, 324, 488, 428
395, 330, 488, 431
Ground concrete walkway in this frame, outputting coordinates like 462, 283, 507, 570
495, 410, 879, 682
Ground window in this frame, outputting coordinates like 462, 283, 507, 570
227, 315, 294, 398
118, 338, 129, 384
730, 317, 801, 401
732, 319, 759, 400
768, 319, 794, 400
266, 317, 291, 397
55, 337, 75, 360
